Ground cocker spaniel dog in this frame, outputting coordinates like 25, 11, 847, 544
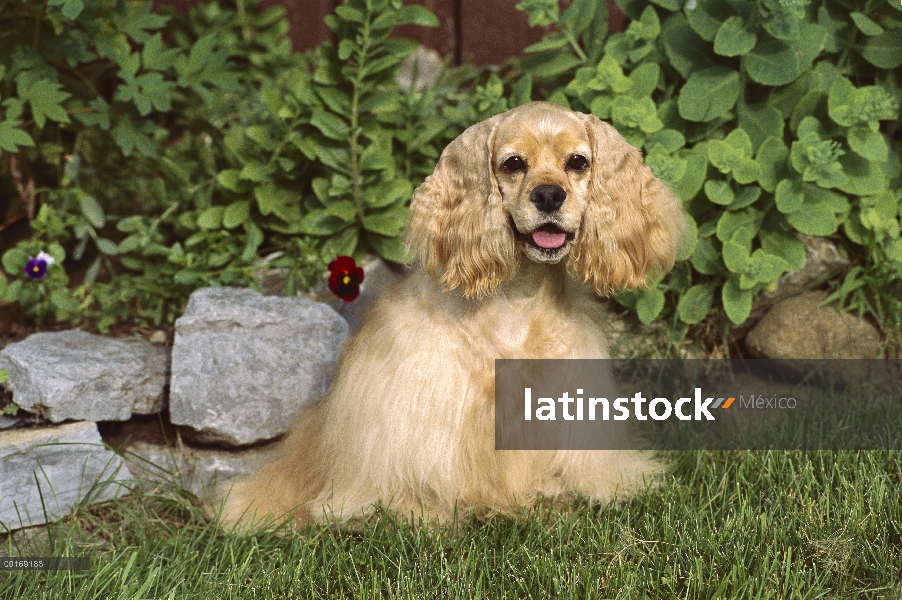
218, 101, 686, 530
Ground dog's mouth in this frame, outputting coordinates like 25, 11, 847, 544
510, 217, 576, 257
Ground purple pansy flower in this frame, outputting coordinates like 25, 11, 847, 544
24, 251, 55, 280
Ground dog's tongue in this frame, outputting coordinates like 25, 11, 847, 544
532, 229, 567, 249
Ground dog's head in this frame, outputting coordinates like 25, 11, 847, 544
407, 101, 687, 298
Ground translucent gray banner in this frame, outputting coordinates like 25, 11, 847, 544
494, 360, 902, 450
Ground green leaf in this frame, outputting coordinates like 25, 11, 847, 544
364, 179, 413, 208
310, 108, 350, 141
95, 238, 118, 256
325, 201, 358, 222
677, 67, 739, 122
785, 202, 839, 236
722, 277, 753, 324
646, 129, 685, 153
628, 63, 660, 98
338, 39, 356, 61
372, 5, 439, 29
716, 209, 762, 244
242, 223, 264, 263
847, 126, 888, 163
826, 76, 856, 127
322, 227, 360, 260
704, 180, 734, 206
759, 230, 806, 271
522, 52, 582, 78
113, 1, 169, 43
636, 286, 665, 324
0, 120, 36, 152
366, 232, 407, 263
115, 71, 176, 116
217, 169, 244, 192
673, 150, 708, 201
245, 126, 275, 151
223, 201, 251, 229
359, 90, 401, 113
850, 12, 884, 36
255, 184, 300, 223
745, 249, 788, 286
239, 162, 270, 182
197, 206, 224, 230
362, 55, 404, 78
359, 139, 395, 171
50, 0, 85, 20
79, 193, 106, 228
524, 35, 570, 54
775, 179, 804, 214
18, 78, 71, 129
755, 137, 790, 193
691, 237, 722, 275
713, 16, 757, 57
113, 117, 159, 157
722, 239, 750, 273
511, 75, 533, 107
677, 283, 716, 324
737, 104, 784, 151
793, 23, 827, 71
142, 33, 180, 71
727, 185, 762, 210
683, 0, 731, 41
2, 248, 29, 276
612, 96, 662, 133
661, 15, 715, 78
645, 146, 687, 186
334, 5, 364, 23
743, 38, 800, 86
298, 210, 346, 236
838, 153, 887, 196
860, 30, 902, 69
361, 206, 409, 236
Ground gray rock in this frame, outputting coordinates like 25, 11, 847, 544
122, 441, 272, 496
0, 330, 169, 423
0, 421, 132, 530
0, 416, 25, 430
745, 290, 883, 359
169, 288, 349, 446
396, 46, 443, 92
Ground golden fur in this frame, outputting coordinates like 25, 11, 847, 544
217, 102, 687, 530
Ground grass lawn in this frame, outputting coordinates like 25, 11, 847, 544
1, 450, 900, 598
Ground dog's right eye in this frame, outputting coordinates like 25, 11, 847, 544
501, 156, 526, 173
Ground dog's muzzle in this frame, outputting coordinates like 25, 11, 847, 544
509, 216, 576, 257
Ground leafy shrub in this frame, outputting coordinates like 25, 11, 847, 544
518, 0, 902, 348
0, 0, 264, 328
0, 0, 498, 330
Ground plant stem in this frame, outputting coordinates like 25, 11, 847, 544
349, 0, 373, 222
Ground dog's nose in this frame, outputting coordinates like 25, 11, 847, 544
530, 185, 566, 213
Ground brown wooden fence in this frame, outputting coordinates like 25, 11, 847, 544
156, 1, 625, 66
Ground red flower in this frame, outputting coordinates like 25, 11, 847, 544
328, 256, 364, 302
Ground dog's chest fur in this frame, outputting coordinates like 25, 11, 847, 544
422, 262, 609, 361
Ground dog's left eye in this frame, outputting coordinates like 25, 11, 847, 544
567, 155, 589, 172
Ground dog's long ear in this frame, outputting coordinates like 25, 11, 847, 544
407, 113, 518, 298
569, 113, 687, 295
